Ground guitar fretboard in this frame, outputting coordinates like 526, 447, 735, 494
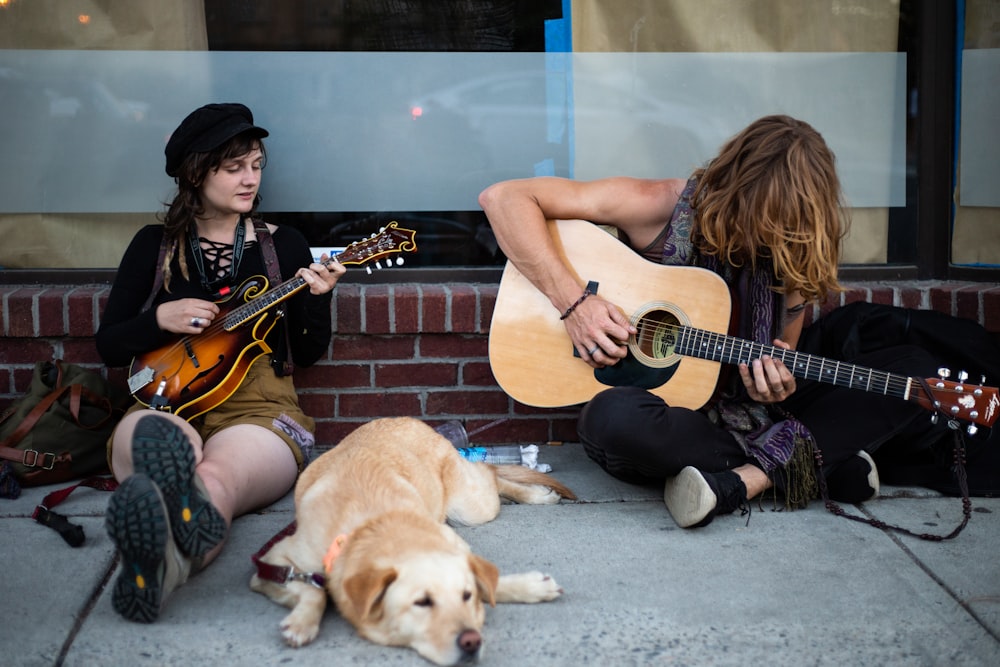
674, 326, 914, 401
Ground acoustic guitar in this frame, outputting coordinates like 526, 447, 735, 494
489, 219, 999, 432
127, 222, 417, 421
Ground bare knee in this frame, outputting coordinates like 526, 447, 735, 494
110, 410, 199, 480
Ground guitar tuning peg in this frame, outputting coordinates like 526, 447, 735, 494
396, 257, 404, 266
937, 367, 951, 379
967, 424, 979, 437
366, 266, 373, 275
957, 370, 968, 383
376, 261, 383, 270
930, 412, 939, 425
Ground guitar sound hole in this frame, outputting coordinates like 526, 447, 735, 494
636, 310, 680, 361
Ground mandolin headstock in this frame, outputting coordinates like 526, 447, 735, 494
333, 222, 418, 271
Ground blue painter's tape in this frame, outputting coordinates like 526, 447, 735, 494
534, 158, 556, 177
543, 3, 573, 175
545, 18, 569, 53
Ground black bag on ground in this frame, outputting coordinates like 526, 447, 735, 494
0, 360, 131, 486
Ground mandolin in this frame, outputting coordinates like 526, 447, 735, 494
128, 222, 417, 421
488, 219, 999, 432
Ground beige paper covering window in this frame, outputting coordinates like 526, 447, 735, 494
572, 0, 901, 265
0, 0, 205, 269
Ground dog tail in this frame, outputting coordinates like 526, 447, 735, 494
493, 465, 577, 501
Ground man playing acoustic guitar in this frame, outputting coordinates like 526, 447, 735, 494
96, 103, 345, 623
481, 115, 999, 531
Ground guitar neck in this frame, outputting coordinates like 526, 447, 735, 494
675, 326, 914, 400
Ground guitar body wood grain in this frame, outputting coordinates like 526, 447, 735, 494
488, 219, 732, 409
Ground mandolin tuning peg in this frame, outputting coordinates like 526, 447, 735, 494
957, 370, 968, 383
937, 367, 951, 380
366, 266, 373, 274
967, 424, 978, 437
376, 261, 383, 270
396, 257, 404, 266
930, 412, 939, 425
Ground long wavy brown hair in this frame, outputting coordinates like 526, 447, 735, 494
158, 132, 267, 291
691, 115, 847, 304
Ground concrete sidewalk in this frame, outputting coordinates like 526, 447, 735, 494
3, 443, 998, 666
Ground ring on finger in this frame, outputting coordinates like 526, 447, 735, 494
588, 346, 599, 356
191, 317, 201, 327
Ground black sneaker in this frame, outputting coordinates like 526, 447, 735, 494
825, 450, 880, 503
106, 474, 190, 623
131, 414, 227, 558
663, 466, 748, 528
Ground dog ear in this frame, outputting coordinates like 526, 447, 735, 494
342, 567, 398, 621
468, 555, 499, 607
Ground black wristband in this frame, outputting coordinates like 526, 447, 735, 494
559, 289, 592, 320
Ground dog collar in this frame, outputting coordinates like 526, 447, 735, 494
251, 520, 326, 588
323, 533, 349, 574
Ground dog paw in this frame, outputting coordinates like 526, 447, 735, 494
496, 571, 563, 603
525, 486, 562, 505
280, 613, 320, 648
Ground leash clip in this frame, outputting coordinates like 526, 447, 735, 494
284, 567, 325, 588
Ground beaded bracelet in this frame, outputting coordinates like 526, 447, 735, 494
559, 288, 592, 320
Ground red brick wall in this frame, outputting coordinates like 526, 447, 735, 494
2, 280, 998, 446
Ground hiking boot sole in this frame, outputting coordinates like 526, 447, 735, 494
132, 414, 227, 558
106, 474, 169, 623
663, 466, 718, 528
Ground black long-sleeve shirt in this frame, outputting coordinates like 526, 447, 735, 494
96, 223, 333, 369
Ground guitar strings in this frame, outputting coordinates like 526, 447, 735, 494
625, 314, 924, 396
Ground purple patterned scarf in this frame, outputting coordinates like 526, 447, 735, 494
661, 178, 814, 480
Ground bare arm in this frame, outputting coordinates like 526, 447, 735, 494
479, 176, 685, 367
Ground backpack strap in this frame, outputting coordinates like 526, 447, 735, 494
252, 219, 295, 376
0, 385, 75, 471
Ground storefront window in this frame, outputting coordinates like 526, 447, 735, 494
0, 1, 993, 279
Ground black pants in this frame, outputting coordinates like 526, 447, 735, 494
576, 344, 1000, 495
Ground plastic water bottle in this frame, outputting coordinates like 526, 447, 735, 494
456, 445, 525, 465
434, 420, 551, 472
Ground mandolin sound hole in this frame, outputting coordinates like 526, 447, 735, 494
631, 305, 683, 368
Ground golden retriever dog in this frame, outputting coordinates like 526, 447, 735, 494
250, 417, 576, 665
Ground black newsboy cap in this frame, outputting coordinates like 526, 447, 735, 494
164, 103, 269, 177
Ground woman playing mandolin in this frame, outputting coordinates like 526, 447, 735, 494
96, 103, 345, 623
480, 114, 999, 530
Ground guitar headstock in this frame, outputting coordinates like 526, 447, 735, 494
918, 377, 1000, 429
333, 222, 418, 270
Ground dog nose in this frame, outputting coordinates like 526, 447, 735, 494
457, 629, 482, 657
